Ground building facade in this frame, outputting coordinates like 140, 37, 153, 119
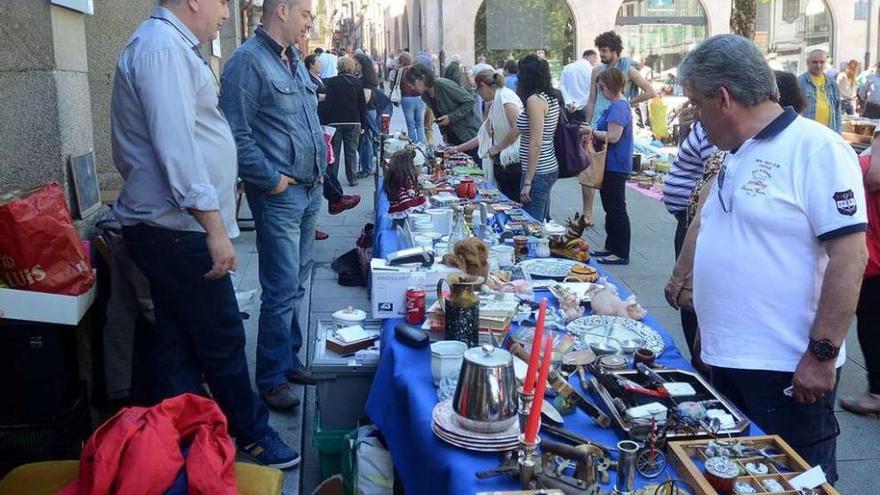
381, 0, 880, 76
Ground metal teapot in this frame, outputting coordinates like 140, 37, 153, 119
452, 344, 518, 433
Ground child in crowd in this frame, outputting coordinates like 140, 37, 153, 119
384, 149, 427, 219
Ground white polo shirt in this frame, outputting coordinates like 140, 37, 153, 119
693, 108, 868, 372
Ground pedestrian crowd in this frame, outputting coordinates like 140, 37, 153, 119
105, 0, 877, 484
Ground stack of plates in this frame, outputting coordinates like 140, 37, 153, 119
431, 399, 519, 452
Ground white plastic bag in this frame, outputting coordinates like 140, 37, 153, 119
354, 425, 393, 495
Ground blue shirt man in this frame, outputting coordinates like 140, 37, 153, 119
218, 0, 324, 410
110, 2, 298, 469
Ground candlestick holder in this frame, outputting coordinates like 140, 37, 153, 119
517, 385, 535, 434
517, 434, 541, 489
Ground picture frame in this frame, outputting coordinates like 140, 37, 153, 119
69, 151, 101, 219
50, 0, 94, 15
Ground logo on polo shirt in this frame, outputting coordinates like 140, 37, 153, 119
834, 190, 857, 216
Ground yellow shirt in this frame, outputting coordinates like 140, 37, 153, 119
811, 73, 831, 127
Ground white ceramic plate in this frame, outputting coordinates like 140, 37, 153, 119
518, 258, 591, 280
431, 399, 519, 442
566, 315, 665, 357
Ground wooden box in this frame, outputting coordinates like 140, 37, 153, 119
668, 435, 840, 495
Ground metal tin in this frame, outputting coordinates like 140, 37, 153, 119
405, 287, 426, 325
597, 354, 628, 371
381, 113, 390, 134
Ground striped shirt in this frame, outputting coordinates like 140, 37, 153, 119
516, 92, 560, 175
663, 122, 716, 214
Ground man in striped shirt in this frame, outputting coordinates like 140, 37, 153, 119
662, 105, 716, 369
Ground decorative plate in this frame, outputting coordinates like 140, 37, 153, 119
518, 258, 591, 280
431, 399, 519, 442
432, 424, 518, 452
566, 315, 665, 357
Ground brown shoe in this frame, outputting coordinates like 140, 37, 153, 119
840, 393, 880, 416
287, 367, 319, 385
261, 383, 301, 410
329, 195, 361, 215
315, 229, 329, 240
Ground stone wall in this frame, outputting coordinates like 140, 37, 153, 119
0, 2, 93, 198
83, 0, 155, 193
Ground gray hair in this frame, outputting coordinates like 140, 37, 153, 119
678, 34, 777, 107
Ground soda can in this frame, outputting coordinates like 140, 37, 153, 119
405, 286, 426, 325
381, 113, 391, 135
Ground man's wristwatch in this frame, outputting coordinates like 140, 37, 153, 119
808, 338, 840, 361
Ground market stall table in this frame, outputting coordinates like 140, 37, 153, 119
365, 177, 763, 495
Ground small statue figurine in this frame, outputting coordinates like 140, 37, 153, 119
559, 288, 585, 323
549, 213, 591, 262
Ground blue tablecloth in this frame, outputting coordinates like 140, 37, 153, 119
365, 179, 759, 494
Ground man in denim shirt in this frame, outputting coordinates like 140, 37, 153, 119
798, 50, 842, 133
219, 0, 323, 410
111, 0, 299, 469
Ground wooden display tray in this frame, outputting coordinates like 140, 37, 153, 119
668, 435, 840, 495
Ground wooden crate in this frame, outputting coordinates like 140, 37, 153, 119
668, 435, 840, 495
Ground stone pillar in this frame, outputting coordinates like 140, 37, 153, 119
84, 0, 155, 192
0, 2, 94, 202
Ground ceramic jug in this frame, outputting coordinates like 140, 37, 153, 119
456, 177, 477, 199
437, 274, 484, 347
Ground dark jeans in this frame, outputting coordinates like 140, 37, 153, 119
857, 275, 880, 394
599, 171, 631, 259
122, 224, 271, 443
494, 162, 522, 202
521, 171, 558, 221
711, 366, 841, 485
358, 109, 379, 174
246, 182, 321, 392
673, 211, 699, 363
323, 168, 344, 204
331, 123, 361, 185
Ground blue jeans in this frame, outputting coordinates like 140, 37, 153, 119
401, 96, 426, 143
521, 171, 558, 221
358, 109, 378, 174
246, 181, 321, 393
122, 224, 271, 443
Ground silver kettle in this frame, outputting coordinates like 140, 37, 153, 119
452, 344, 518, 433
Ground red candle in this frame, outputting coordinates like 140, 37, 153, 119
522, 298, 547, 395
524, 335, 553, 443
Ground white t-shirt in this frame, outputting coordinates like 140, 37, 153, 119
559, 58, 593, 110
694, 109, 868, 372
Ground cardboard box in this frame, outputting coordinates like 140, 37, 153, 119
370, 259, 460, 319
0, 282, 96, 325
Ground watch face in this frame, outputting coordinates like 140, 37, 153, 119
811, 339, 837, 361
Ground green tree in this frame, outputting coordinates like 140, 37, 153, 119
730, 0, 757, 39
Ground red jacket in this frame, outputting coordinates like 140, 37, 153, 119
859, 154, 880, 279
60, 394, 237, 495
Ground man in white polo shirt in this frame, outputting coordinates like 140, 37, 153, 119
679, 35, 868, 484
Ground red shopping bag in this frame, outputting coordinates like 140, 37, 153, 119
0, 182, 95, 295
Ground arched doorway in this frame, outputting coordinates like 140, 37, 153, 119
474, 0, 576, 77
615, 0, 709, 77
755, 0, 834, 73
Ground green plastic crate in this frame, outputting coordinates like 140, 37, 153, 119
313, 420, 357, 489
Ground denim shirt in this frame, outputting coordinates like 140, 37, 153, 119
219, 27, 326, 191
797, 72, 841, 133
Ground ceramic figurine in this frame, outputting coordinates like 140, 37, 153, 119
559, 289, 584, 323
